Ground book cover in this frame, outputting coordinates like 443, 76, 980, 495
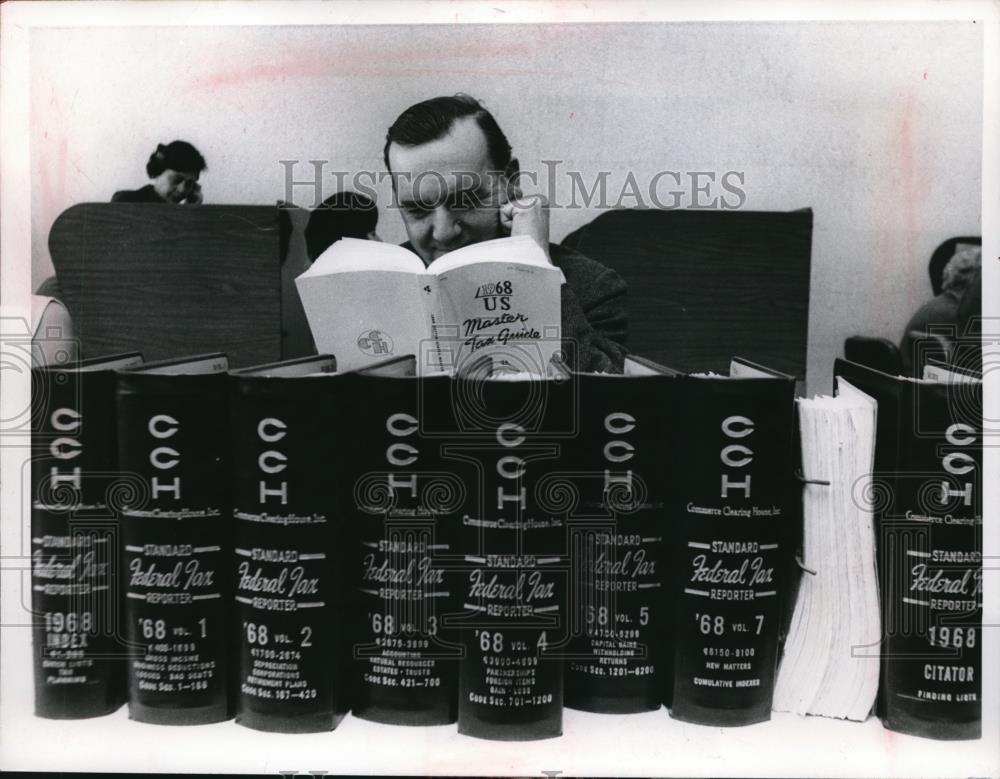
563, 356, 677, 714
668, 359, 797, 726
230, 355, 350, 733
833, 358, 982, 740
115, 353, 233, 725
339, 358, 466, 725
295, 235, 564, 375
449, 371, 571, 741
30, 352, 142, 718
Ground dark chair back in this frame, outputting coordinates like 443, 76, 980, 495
844, 335, 903, 376
560, 208, 813, 378
48, 203, 282, 367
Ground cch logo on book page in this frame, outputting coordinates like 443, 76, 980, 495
357, 329, 394, 358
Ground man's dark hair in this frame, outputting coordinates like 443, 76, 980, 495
383, 94, 513, 173
146, 140, 207, 178
304, 191, 378, 262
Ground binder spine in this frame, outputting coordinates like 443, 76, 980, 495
455, 442, 566, 740
231, 379, 345, 733
31, 368, 126, 718
833, 359, 983, 739
116, 373, 232, 724
879, 383, 982, 739
348, 376, 461, 725
455, 381, 569, 741
669, 378, 795, 726
564, 377, 668, 713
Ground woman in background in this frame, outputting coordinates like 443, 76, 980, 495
112, 140, 207, 204
35, 140, 208, 301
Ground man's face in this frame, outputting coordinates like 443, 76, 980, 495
388, 117, 508, 265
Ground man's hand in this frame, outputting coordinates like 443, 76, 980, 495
500, 193, 550, 260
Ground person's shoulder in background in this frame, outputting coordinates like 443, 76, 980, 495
902, 291, 962, 336
899, 242, 980, 374
111, 184, 163, 203
951, 265, 982, 371
956, 264, 981, 333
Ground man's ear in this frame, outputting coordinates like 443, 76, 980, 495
501, 157, 521, 202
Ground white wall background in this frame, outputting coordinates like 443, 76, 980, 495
30, 22, 983, 393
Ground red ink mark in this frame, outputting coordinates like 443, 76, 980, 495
190, 60, 325, 90
868, 94, 929, 314
880, 721, 900, 756
36, 93, 69, 228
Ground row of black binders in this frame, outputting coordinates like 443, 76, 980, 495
29, 349, 981, 740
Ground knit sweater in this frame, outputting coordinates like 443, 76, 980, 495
548, 242, 628, 373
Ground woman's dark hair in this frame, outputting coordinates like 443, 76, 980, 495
146, 140, 207, 178
383, 94, 513, 173
305, 191, 378, 262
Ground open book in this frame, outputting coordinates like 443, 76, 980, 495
295, 236, 565, 375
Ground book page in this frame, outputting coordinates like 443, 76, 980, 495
139, 354, 229, 374
297, 270, 432, 372
300, 237, 425, 276
358, 355, 417, 377
235, 355, 337, 377
429, 234, 554, 273
430, 238, 564, 374
624, 355, 680, 376
922, 360, 982, 384
75, 353, 144, 372
776, 389, 879, 721
729, 357, 793, 380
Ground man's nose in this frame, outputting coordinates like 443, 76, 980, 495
431, 207, 462, 244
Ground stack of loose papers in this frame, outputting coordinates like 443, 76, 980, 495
773, 379, 880, 721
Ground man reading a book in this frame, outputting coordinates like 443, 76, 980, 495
384, 94, 628, 373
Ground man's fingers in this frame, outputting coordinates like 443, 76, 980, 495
498, 202, 515, 233
506, 194, 548, 211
